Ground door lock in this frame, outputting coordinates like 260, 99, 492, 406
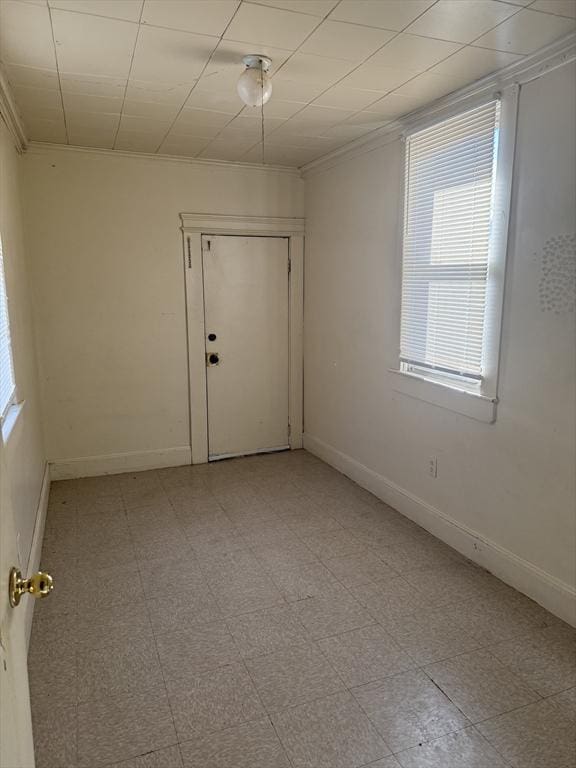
206, 352, 220, 367
9, 567, 54, 608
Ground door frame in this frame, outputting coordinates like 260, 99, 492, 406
180, 213, 305, 464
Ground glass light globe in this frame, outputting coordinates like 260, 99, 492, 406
237, 65, 273, 107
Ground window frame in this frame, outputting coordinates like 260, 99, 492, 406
390, 85, 519, 423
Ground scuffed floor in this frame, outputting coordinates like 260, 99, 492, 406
29, 449, 576, 767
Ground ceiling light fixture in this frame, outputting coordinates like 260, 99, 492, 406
236, 54, 272, 108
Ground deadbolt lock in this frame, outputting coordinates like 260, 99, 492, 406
9, 567, 54, 608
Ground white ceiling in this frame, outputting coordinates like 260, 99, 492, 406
1, 0, 574, 167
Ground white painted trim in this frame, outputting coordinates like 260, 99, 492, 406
181, 213, 305, 464
0, 66, 27, 153
24, 462, 50, 649
181, 213, 305, 236
49, 446, 191, 480
304, 433, 576, 627
302, 32, 576, 177
25, 141, 302, 176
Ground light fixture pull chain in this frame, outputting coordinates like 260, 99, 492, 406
260, 59, 265, 165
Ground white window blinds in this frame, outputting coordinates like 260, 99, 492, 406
400, 100, 501, 387
0, 234, 16, 419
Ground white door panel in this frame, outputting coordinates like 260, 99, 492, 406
203, 235, 289, 459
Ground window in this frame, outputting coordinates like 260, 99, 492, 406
0, 234, 16, 421
395, 95, 515, 421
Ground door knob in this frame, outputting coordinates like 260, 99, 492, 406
206, 352, 220, 367
9, 567, 54, 608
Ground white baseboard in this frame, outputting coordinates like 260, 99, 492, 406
304, 433, 576, 627
25, 462, 50, 648
49, 446, 192, 480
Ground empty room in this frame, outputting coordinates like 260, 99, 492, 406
0, 1, 575, 767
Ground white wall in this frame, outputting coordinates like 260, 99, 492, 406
304, 61, 576, 624
22, 147, 304, 477
0, 119, 46, 583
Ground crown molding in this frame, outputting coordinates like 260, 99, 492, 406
180, 212, 305, 235
26, 141, 303, 176
301, 31, 576, 178
0, 66, 27, 153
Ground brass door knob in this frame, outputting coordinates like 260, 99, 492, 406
9, 567, 54, 608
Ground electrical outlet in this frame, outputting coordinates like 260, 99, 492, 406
428, 457, 438, 478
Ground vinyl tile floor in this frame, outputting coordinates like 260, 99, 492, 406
30, 450, 576, 768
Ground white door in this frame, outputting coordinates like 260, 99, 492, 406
0, 437, 35, 768
202, 235, 290, 460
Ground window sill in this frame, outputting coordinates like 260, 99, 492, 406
1, 400, 25, 444
389, 369, 497, 423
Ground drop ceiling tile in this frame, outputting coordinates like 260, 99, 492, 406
12, 84, 61, 109
223, 2, 320, 50
244, 99, 305, 119
251, 1, 339, 17
268, 77, 325, 102
406, 0, 521, 44
300, 20, 395, 62
125, 79, 192, 104
62, 91, 123, 113
0, 1, 57, 69
118, 114, 172, 133
473, 8, 576, 53
122, 99, 182, 120
329, 0, 437, 31
394, 71, 465, 102
60, 72, 126, 97
170, 107, 233, 136
185, 87, 242, 114
340, 62, 417, 92
48, 1, 144, 22
200, 138, 256, 160
530, 0, 576, 17
25, 117, 68, 142
320, 119, 384, 139
289, 103, 354, 124
314, 84, 383, 110
19, 104, 65, 124
368, 33, 462, 72
158, 134, 211, 156
66, 109, 120, 131
130, 25, 218, 84
51, 9, 138, 77
274, 53, 355, 86
4, 64, 59, 90
67, 127, 116, 148
430, 45, 523, 80
141, 0, 239, 36
114, 129, 164, 152
208, 38, 295, 74
218, 115, 286, 139
365, 91, 432, 118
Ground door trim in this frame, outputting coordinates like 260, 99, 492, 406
180, 213, 305, 464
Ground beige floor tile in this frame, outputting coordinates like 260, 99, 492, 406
293, 590, 375, 640
179, 718, 291, 767
111, 745, 184, 767
394, 727, 507, 767
488, 623, 576, 696
245, 642, 344, 711
156, 621, 241, 681
403, 563, 508, 606
268, 560, 343, 602
318, 624, 415, 687
350, 577, 430, 624
147, 590, 222, 633
547, 686, 576, 720
303, 529, 366, 560
324, 550, 398, 588
31, 700, 77, 768
75, 600, 153, 650
166, 662, 265, 740
77, 686, 177, 767
425, 649, 541, 722
209, 571, 285, 617
227, 604, 310, 658
352, 669, 470, 752
272, 690, 390, 768
77, 636, 163, 703
137, 555, 206, 600
477, 698, 576, 768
